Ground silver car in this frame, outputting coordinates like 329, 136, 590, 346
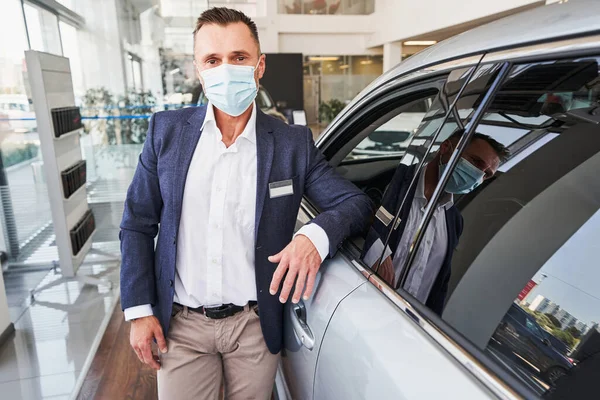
276, 1, 600, 399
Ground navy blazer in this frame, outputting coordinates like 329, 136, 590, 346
120, 106, 372, 354
363, 163, 463, 315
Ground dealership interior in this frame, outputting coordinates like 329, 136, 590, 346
1, 0, 599, 399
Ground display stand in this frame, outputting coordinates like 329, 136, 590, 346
25, 50, 112, 298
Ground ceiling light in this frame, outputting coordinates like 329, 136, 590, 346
339, 65, 350, 69
308, 56, 340, 61
403, 40, 437, 46
169, 68, 180, 75
360, 60, 373, 65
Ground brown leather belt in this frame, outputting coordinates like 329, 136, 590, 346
174, 301, 257, 319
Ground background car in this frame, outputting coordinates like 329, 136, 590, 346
487, 304, 574, 385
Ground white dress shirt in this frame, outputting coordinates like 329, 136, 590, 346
363, 167, 452, 303
124, 103, 330, 320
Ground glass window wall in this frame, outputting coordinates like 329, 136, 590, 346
23, 2, 62, 55
303, 55, 383, 124
279, 0, 374, 15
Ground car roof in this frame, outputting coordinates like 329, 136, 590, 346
376, 0, 600, 87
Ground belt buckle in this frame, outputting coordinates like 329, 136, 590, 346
204, 304, 232, 319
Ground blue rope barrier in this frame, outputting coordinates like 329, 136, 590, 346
0, 115, 153, 121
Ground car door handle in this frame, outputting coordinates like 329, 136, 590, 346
290, 302, 315, 351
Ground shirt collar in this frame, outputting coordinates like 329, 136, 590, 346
201, 102, 257, 144
415, 165, 453, 210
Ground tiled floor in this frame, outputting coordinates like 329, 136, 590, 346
0, 261, 120, 400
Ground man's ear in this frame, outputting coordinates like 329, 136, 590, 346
439, 139, 452, 155
257, 54, 266, 80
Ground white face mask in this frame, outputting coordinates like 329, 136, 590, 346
198, 60, 260, 116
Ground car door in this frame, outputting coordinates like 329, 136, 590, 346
311, 61, 533, 399
277, 202, 368, 400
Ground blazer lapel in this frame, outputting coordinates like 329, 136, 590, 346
254, 110, 274, 240
172, 107, 206, 233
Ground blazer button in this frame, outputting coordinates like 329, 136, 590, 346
169, 279, 173, 287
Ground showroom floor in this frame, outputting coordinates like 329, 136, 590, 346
0, 256, 120, 400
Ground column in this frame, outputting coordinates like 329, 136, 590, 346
383, 41, 402, 72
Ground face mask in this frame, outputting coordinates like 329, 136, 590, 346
199, 61, 259, 117
439, 155, 485, 194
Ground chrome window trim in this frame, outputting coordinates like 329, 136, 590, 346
397, 62, 512, 288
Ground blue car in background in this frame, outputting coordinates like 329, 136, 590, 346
487, 304, 574, 386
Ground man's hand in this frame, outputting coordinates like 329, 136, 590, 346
268, 235, 322, 304
130, 315, 168, 370
377, 256, 395, 287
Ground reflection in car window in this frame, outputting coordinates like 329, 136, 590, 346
344, 97, 434, 161
359, 63, 505, 302
435, 57, 600, 397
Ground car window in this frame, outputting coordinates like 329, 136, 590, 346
359, 62, 504, 286
430, 57, 600, 397
507, 305, 528, 326
343, 96, 434, 162
525, 317, 543, 338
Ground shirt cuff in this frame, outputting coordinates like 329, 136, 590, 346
295, 223, 330, 263
124, 304, 153, 321
362, 238, 392, 268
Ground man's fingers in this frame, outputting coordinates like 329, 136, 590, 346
292, 268, 307, 304
269, 256, 289, 295
303, 271, 318, 300
279, 265, 298, 303
268, 250, 283, 263
155, 328, 168, 353
134, 347, 144, 363
140, 342, 161, 370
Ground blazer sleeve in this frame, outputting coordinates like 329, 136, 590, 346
119, 114, 162, 309
302, 128, 373, 257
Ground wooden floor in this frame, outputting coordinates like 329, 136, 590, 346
77, 305, 158, 400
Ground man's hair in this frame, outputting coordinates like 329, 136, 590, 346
193, 7, 260, 51
449, 130, 510, 162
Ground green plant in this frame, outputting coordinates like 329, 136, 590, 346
0, 143, 39, 167
117, 90, 156, 144
319, 99, 345, 123
81, 87, 156, 145
550, 328, 577, 349
81, 87, 117, 144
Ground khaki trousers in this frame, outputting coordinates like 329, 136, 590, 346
157, 304, 279, 400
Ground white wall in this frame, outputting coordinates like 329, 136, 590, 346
279, 33, 382, 55
369, 0, 543, 47
0, 271, 11, 335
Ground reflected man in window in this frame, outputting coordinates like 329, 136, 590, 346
362, 131, 509, 314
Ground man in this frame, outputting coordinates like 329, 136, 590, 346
362, 131, 509, 314
119, 8, 372, 400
